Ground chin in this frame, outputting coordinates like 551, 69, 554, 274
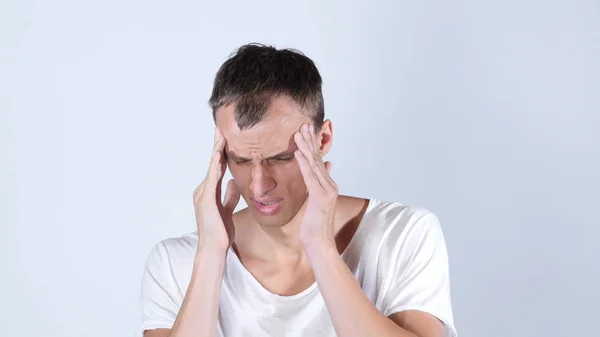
248, 203, 301, 227
249, 210, 290, 227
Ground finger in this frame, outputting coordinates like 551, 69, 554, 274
205, 129, 226, 194
294, 130, 325, 187
213, 126, 221, 144
205, 151, 222, 195
295, 149, 321, 191
294, 130, 317, 167
301, 123, 313, 151
223, 179, 241, 214
302, 123, 319, 155
216, 159, 222, 203
294, 129, 331, 188
216, 151, 228, 203
313, 158, 335, 188
214, 127, 226, 153
307, 124, 336, 185
295, 127, 321, 164
295, 124, 312, 159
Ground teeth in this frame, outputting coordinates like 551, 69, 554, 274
261, 201, 277, 205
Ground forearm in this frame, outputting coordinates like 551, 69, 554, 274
306, 243, 418, 337
168, 249, 226, 337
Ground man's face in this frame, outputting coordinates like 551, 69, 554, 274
215, 95, 331, 227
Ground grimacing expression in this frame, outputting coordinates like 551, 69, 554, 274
215, 96, 332, 227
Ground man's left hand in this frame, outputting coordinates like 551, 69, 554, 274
294, 123, 338, 250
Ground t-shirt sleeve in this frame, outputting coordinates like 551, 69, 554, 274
137, 241, 180, 336
380, 212, 457, 337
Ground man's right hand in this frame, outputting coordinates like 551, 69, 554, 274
144, 128, 239, 337
192, 127, 241, 254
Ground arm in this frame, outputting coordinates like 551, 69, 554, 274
143, 127, 240, 337
305, 243, 445, 337
144, 249, 226, 337
293, 123, 453, 337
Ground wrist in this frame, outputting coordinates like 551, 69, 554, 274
303, 239, 337, 258
195, 244, 228, 261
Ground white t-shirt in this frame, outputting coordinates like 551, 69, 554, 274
138, 198, 457, 337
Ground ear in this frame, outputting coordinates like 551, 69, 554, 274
317, 119, 333, 157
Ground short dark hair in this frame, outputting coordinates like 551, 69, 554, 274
208, 43, 325, 130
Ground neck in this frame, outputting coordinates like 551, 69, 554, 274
233, 195, 367, 264
246, 200, 310, 263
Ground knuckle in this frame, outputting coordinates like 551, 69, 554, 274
326, 186, 338, 198
332, 182, 339, 192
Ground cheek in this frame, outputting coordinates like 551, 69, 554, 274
228, 164, 250, 184
273, 163, 305, 186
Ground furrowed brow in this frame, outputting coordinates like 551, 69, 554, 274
225, 149, 296, 161
265, 150, 296, 160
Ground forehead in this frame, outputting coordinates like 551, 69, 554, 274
215, 96, 310, 155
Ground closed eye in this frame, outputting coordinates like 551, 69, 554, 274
271, 157, 294, 162
232, 156, 293, 165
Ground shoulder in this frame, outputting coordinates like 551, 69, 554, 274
365, 200, 455, 334
143, 231, 198, 276
364, 198, 444, 245
139, 232, 199, 331
359, 198, 449, 271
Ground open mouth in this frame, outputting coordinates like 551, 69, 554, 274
253, 199, 284, 215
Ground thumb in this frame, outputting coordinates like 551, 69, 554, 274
223, 179, 241, 214
324, 161, 332, 174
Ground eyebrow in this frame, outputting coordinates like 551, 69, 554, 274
225, 149, 296, 161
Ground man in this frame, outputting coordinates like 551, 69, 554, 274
138, 43, 457, 337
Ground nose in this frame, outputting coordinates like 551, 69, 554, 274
249, 162, 276, 197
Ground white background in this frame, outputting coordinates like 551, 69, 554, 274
1, 1, 599, 336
